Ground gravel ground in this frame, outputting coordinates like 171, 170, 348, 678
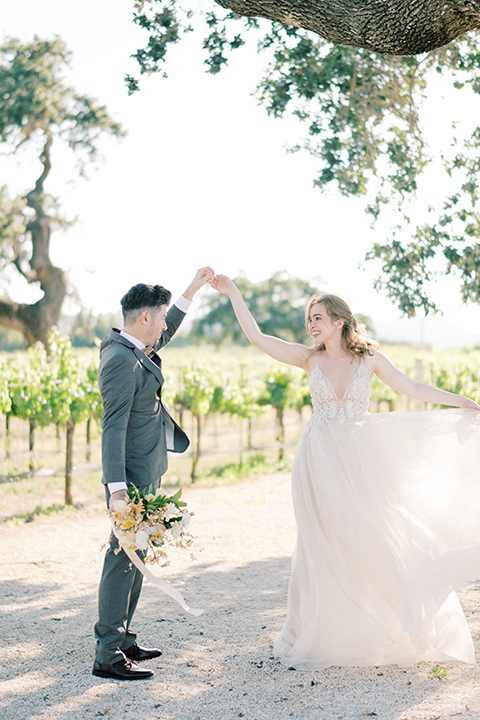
1, 472, 479, 720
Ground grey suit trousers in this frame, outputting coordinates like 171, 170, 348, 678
94, 530, 146, 665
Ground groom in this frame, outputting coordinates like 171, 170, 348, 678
93, 267, 214, 681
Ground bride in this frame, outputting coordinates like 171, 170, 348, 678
211, 275, 480, 669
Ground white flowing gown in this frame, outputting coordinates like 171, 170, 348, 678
274, 361, 480, 669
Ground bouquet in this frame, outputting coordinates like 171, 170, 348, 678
110, 485, 194, 566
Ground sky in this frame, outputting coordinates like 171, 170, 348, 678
1, 0, 479, 346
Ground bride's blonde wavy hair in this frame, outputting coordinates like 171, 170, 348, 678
305, 293, 379, 357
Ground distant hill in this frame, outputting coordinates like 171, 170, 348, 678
374, 317, 480, 349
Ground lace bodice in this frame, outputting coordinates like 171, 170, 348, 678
308, 361, 371, 426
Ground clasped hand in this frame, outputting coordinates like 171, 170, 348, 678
209, 273, 235, 296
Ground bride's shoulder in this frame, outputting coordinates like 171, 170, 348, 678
364, 349, 399, 373
304, 348, 323, 374
363, 348, 388, 370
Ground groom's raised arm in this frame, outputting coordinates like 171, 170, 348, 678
156, 266, 214, 350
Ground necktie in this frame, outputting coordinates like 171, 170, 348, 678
141, 345, 161, 395
142, 346, 160, 370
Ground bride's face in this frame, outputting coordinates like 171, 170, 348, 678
307, 303, 340, 344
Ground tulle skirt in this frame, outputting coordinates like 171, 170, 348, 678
274, 409, 480, 669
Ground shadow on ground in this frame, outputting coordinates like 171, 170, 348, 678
2, 556, 473, 720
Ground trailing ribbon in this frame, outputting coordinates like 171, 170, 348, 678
111, 521, 204, 617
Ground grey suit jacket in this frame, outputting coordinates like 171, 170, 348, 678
98, 304, 189, 489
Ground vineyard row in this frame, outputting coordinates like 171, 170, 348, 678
1, 331, 480, 504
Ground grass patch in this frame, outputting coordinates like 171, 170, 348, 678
3, 503, 77, 526
194, 453, 293, 487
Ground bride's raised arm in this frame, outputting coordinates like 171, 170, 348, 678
210, 275, 310, 370
372, 350, 480, 410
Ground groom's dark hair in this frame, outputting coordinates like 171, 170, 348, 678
121, 283, 172, 322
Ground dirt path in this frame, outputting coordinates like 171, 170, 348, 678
1, 472, 479, 720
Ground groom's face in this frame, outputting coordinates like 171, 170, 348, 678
146, 304, 168, 345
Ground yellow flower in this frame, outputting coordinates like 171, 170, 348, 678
120, 529, 137, 550
120, 518, 136, 530
128, 500, 143, 516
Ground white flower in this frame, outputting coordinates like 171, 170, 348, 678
179, 512, 191, 529
171, 522, 183, 540
171, 513, 191, 540
135, 529, 150, 550
163, 503, 178, 522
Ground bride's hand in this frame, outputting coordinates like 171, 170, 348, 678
459, 397, 480, 410
210, 274, 235, 296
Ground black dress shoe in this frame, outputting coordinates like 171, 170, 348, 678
92, 658, 154, 680
123, 642, 163, 662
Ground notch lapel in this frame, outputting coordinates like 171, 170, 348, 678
133, 346, 164, 384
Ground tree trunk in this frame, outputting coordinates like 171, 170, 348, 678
238, 417, 244, 467
275, 407, 285, 462
247, 416, 253, 449
190, 413, 202, 483
0, 133, 67, 347
86, 416, 91, 462
214, 0, 480, 55
28, 417, 35, 472
5, 412, 11, 458
65, 418, 75, 506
